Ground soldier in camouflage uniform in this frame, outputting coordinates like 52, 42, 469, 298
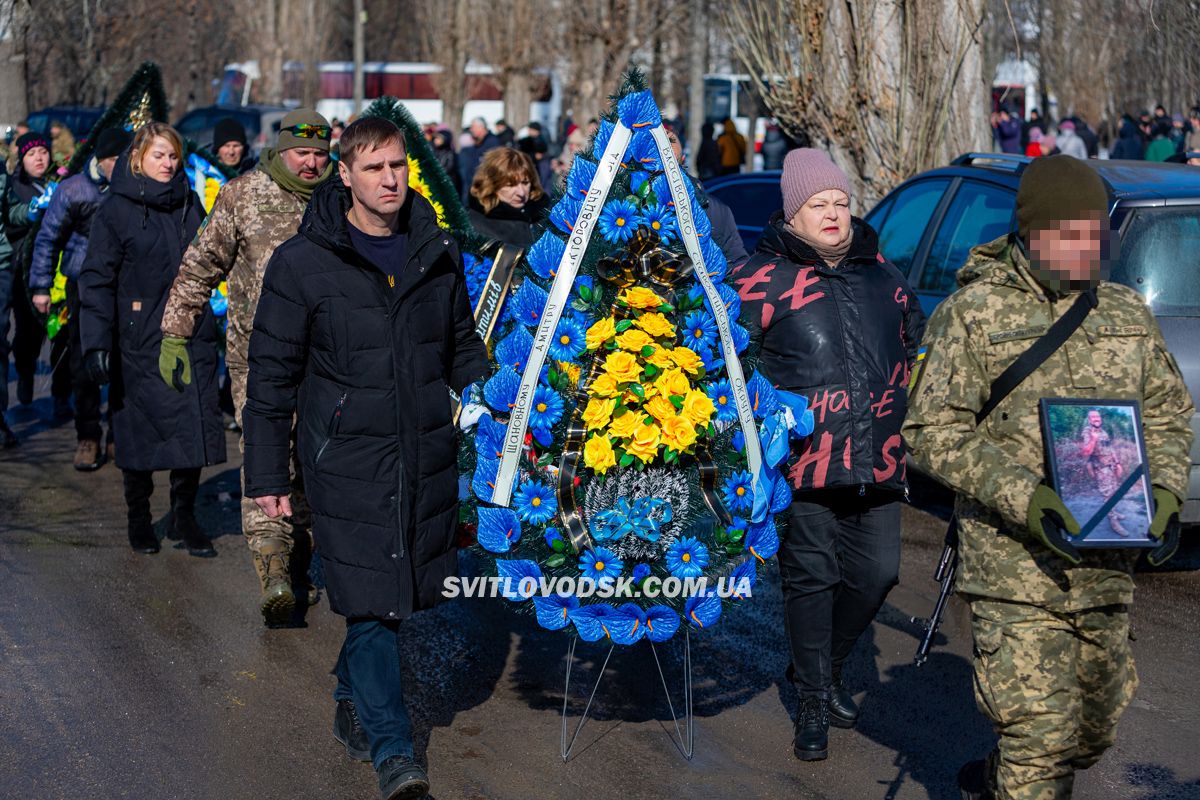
160, 109, 334, 626
902, 156, 1193, 800
1079, 409, 1130, 536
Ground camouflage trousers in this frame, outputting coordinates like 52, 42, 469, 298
969, 598, 1137, 800
231, 363, 312, 586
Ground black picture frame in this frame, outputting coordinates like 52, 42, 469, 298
1038, 398, 1156, 548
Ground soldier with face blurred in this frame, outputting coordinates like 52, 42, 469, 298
903, 155, 1194, 799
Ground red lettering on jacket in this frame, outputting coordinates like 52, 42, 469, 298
806, 389, 850, 425
842, 436, 852, 470
871, 388, 895, 419
790, 431, 833, 489
735, 263, 774, 303
780, 267, 825, 311
873, 434, 904, 482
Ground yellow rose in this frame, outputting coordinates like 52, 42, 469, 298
625, 420, 662, 463
620, 287, 667, 309
603, 350, 642, 384
681, 389, 716, 426
669, 346, 704, 375
586, 317, 617, 350
608, 410, 645, 439
583, 434, 618, 474
616, 328, 655, 353
660, 414, 699, 452
557, 360, 582, 388
582, 397, 616, 431
646, 347, 676, 370
590, 372, 620, 398
654, 368, 691, 400
644, 394, 678, 424
635, 312, 676, 339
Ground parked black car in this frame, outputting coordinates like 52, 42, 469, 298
174, 104, 291, 155
24, 106, 106, 139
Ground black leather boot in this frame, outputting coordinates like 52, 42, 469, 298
828, 668, 860, 729
171, 468, 215, 558
332, 699, 371, 762
957, 758, 994, 800
793, 695, 829, 761
123, 470, 159, 554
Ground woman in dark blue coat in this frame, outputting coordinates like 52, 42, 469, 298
80, 123, 226, 556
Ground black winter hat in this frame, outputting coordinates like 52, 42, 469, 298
213, 117, 248, 149
15, 131, 49, 159
93, 127, 132, 160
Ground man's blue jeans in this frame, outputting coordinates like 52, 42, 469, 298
334, 618, 414, 770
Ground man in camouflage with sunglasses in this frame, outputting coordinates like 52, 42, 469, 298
161, 109, 334, 626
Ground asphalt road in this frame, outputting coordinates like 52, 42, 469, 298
2, 397, 1199, 800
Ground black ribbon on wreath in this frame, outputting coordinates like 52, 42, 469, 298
555, 227, 731, 554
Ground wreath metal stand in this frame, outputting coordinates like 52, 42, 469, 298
559, 627, 694, 762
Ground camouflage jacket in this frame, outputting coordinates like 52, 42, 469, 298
161, 168, 307, 368
902, 235, 1194, 611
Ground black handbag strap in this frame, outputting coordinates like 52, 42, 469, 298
975, 288, 1097, 426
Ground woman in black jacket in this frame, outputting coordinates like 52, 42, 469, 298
80, 123, 226, 556
466, 146, 549, 249
731, 149, 925, 761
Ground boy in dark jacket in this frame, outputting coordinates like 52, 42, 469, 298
243, 117, 488, 800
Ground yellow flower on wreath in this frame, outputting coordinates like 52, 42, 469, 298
669, 346, 704, 375
582, 397, 616, 431
586, 317, 617, 350
681, 389, 717, 427
660, 414, 699, 452
645, 395, 677, 424
625, 420, 662, 463
557, 360, 582, 387
635, 312, 675, 339
590, 372, 620, 398
608, 409, 644, 439
646, 346, 676, 370
583, 434, 618, 474
615, 327, 655, 353
603, 350, 642, 384
620, 287, 666, 310
654, 367, 691, 400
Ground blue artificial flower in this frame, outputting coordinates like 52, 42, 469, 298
573, 275, 595, 301
483, 366, 520, 412
534, 592, 580, 631
506, 279, 550, 329
566, 157, 598, 200
729, 559, 759, 600
701, 237, 727, 282
770, 470, 793, 513
496, 559, 543, 602
747, 371, 781, 420
617, 90, 663, 130
665, 535, 709, 579
644, 604, 681, 642
549, 317, 586, 362
704, 282, 742, 322
723, 470, 755, 514
568, 604, 613, 642
598, 199, 641, 245
476, 506, 521, 554
691, 199, 714, 238
625, 131, 661, 170
579, 546, 624, 583
684, 591, 722, 629
513, 480, 557, 525
731, 322, 749, 355
629, 170, 649, 196
544, 526, 563, 549
651, 172, 696, 211
682, 310, 719, 351
550, 195, 583, 234
591, 119, 616, 157
706, 379, 739, 423
475, 415, 507, 459
632, 563, 651, 582
463, 252, 493, 309
698, 346, 725, 374
495, 326, 535, 372
591, 497, 673, 543
606, 603, 648, 645
526, 232, 565, 281
641, 203, 678, 243
732, 429, 745, 453
745, 518, 780, 562
471, 456, 500, 503
529, 385, 564, 446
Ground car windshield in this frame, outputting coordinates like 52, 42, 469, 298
1110, 205, 1200, 316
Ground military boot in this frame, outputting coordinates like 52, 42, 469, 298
828, 668, 860, 729
255, 547, 295, 627
793, 695, 829, 761
290, 529, 320, 607
957, 758, 995, 800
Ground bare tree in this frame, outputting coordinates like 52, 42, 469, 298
416, 0, 471, 134
470, 0, 554, 130
723, 0, 989, 206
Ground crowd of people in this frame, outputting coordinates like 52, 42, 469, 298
0, 85, 1193, 800
991, 102, 1200, 162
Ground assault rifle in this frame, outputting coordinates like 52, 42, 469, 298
912, 516, 957, 666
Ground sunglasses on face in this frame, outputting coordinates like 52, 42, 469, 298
283, 123, 331, 140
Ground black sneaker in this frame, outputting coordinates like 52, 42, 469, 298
377, 756, 429, 800
828, 672, 860, 729
333, 699, 371, 762
793, 696, 829, 761
957, 759, 991, 800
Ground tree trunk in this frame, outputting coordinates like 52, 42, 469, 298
503, 71, 534, 131
686, 0, 705, 166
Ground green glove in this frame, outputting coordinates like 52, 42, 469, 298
1148, 486, 1181, 567
158, 336, 192, 392
1026, 484, 1083, 565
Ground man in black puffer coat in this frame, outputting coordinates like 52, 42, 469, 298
731, 149, 924, 763
243, 117, 487, 800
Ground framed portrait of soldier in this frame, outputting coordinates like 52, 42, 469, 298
1039, 398, 1157, 548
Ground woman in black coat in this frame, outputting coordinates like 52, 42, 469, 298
731, 149, 925, 761
80, 123, 226, 556
466, 146, 549, 249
